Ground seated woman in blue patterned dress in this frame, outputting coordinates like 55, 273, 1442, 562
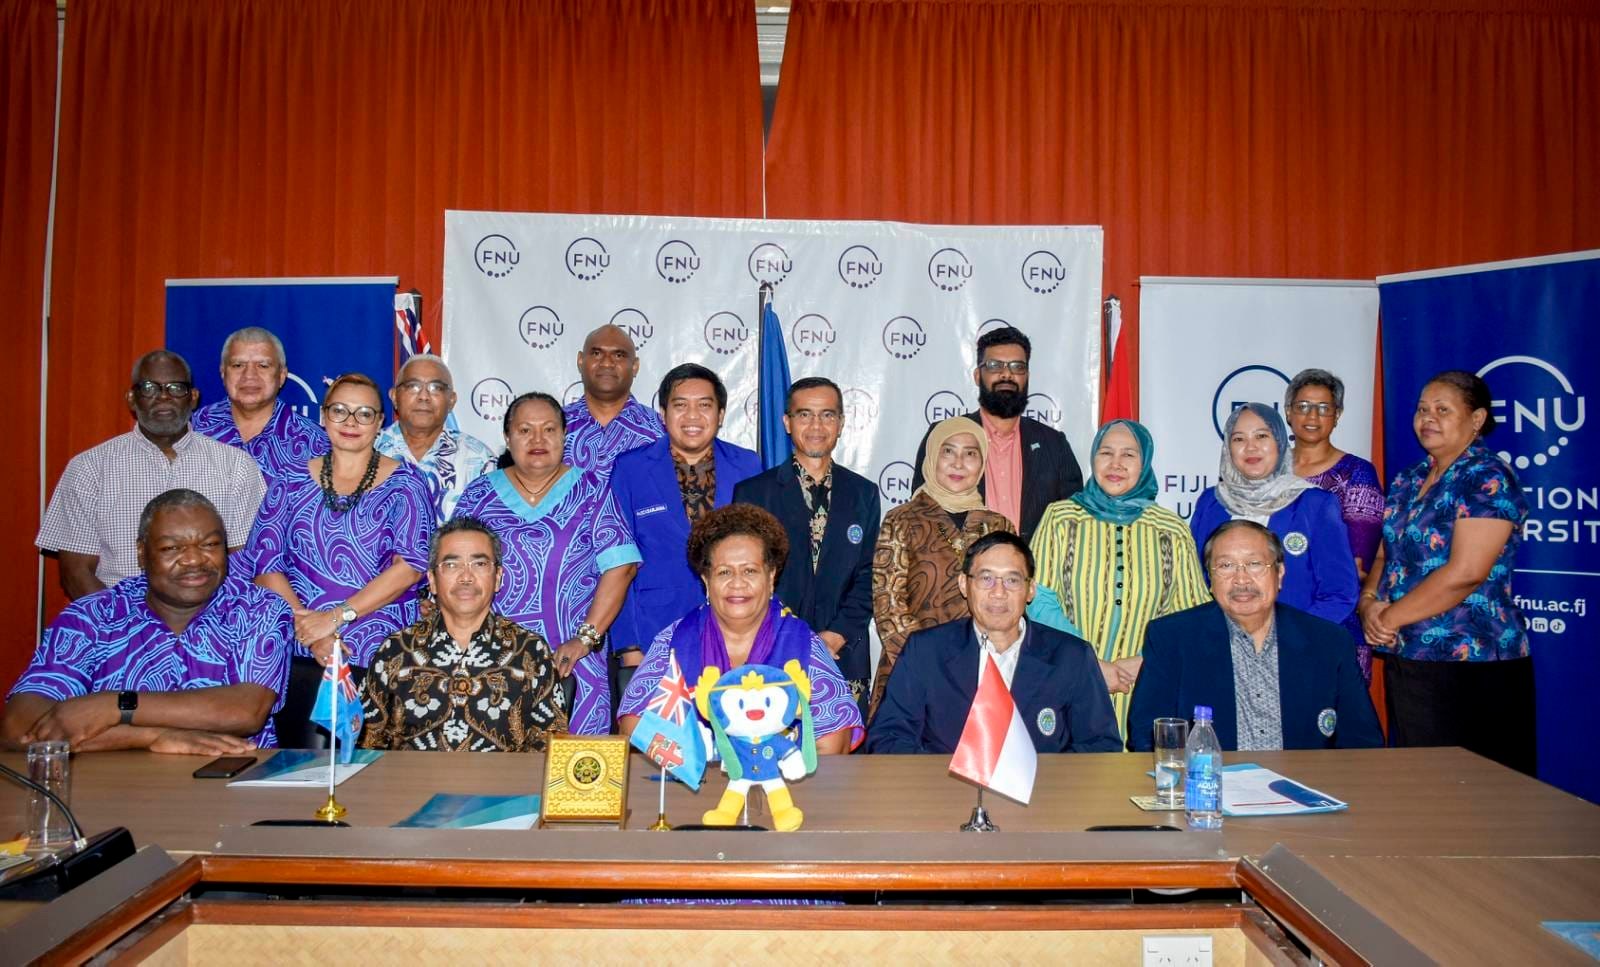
619, 503, 863, 754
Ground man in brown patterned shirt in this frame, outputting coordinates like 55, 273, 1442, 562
360, 517, 566, 752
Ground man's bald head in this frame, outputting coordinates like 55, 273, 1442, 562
576, 324, 640, 404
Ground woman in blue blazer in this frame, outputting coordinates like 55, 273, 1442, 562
1190, 403, 1358, 628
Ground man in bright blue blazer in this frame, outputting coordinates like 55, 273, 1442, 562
1128, 520, 1382, 752
867, 532, 1122, 755
609, 364, 760, 692
734, 377, 880, 720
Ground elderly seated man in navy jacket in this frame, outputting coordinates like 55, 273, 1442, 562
1128, 519, 1382, 752
867, 531, 1121, 754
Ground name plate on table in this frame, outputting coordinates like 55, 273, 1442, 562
539, 736, 630, 827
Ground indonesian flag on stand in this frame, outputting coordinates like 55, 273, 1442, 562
949, 653, 1038, 804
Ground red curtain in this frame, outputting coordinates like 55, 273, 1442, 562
9, 0, 762, 688
766, 0, 1600, 418
0, 0, 55, 693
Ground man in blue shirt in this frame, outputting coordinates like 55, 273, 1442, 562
191, 326, 328, 482
563, 324, 663, 485
3, 489, 292, 753
609, 364, 760, 697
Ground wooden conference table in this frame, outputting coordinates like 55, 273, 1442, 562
3, 746, 1598, 964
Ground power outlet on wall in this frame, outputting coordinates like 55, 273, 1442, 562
1142, 934, 1213, 967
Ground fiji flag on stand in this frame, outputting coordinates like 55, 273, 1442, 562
310, 660, 363, 764
757, 286, 793, 470
628, 651, 707, 790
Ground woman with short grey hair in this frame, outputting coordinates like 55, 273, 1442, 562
1286, 369, 1383, 683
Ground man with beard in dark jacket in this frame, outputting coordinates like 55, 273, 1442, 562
910, 326, 1083, 543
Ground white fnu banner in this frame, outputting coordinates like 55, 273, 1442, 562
1139, 278, 1380, 519
443, 213, 1102, 508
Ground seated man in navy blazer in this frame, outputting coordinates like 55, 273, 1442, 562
1128, 520, 1382, 752
867, 531, 1121, 754
609, 363, 760, 696
734, 377, 880, 720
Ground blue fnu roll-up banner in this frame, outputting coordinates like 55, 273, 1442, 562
165, 277, 401, 421
1378, 250, 1600, 804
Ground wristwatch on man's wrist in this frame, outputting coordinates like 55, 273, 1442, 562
117, 690, 138, 726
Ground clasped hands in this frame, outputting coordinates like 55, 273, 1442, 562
18, 693, 255, 755
1099, 656, 1142, 694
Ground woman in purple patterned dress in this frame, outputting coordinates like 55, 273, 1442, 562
244, 374, 433, 739
453, 392, 641, 735
1286, 369, 1384, 683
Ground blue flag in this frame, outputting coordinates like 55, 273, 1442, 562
628, 651, 707, 790
757, 294, 793, 470
310, 660, 363, 764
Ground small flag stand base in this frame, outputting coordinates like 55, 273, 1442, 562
960, 789, 998, 832
648, 812, 672, 831
315, 794, 347, 823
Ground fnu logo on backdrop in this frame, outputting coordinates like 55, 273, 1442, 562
748, 243, 793, 287
472, 377, 514, 422
610, 308, 654, 351
790, 313, 836, 358
474, 234, 519, 278
1479, 355, 1587, 472
705, 311, 750, 355
882, 315, 926, 360
1025, 392, 1063, 426
565, 237, 610, 281
1211, 364, 1291, 439
842, 388, 879, 435
928, 248, 973, 292
1021, 250, 1066, 294
878, 460, 916, 506
838, 245, 884, 289
517, 305, 563, 350
656, 240, 700, 284
925, 390, 968, 424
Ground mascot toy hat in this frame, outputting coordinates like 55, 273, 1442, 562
694, 660, 816, 832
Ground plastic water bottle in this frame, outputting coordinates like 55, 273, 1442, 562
1184, 705, 1223, 830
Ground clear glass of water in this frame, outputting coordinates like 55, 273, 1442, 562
1152, 718, 1187, 809
27, 740, 73, 847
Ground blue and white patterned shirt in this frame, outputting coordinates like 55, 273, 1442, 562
192, 399, 329, 484
8, 575, 293, 747
375, 422, 498, 523
563, 395, 663, 485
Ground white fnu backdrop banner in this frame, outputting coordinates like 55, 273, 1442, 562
443, 212, 1103, 508
1139, 278, 1381, 520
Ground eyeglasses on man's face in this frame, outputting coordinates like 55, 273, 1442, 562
969, 572, 1028, 592
132, 380, 193, 400
789, 408, 840, 425
397, 379, 451, 397
324, 402, 381, 426
978, 359, 1029, 375
1289, 401, 1337, 416
1210, 559, 1274, 577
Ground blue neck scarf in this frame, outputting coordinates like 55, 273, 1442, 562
1070, 419, 1158, 526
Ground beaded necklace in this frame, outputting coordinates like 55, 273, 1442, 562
320, 450, 380, 513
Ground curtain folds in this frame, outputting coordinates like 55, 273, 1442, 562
765, 0, 1600, 417
0, 0, 55, 692
16, 0, 762, 680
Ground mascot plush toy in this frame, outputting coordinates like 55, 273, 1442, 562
695, 659, 817, 832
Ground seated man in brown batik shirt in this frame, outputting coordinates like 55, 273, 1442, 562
360, 516, 566, 751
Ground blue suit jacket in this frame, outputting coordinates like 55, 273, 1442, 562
1126, 601, 1383, 752
733, 462, 881, 687
608, 437, 761, 651
866, 618, 1122, 755
1189, 487, 1359, 627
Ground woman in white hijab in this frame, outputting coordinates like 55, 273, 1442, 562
1188, 403, 1359, 626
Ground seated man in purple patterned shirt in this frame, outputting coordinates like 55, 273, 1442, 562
2, 490, 291, 754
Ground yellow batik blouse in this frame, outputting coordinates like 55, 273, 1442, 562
1030, 499, 1208, 733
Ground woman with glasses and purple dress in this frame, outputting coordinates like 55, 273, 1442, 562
1286, 369, 1384, 683
243, 373, 434, 741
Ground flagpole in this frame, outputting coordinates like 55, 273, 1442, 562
649, 764, 672, 831
316, 635, 348, 822
756, 282, 773, 465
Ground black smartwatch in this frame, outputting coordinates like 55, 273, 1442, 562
117, 690, 138, 725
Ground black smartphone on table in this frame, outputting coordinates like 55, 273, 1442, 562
192, 755, 257, 779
